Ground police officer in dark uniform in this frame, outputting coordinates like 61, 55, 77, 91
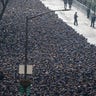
68, 0, 73, 9
90, 13, 96, 28
63, 0, 68, 10
74, 12, 78, 26
87, 7, 90, 18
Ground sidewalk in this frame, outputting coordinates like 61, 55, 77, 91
40, 0, 96, 45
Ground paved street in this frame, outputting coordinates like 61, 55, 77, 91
41, 0, 96, 45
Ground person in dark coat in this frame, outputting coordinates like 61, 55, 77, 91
74, 12, 78, 26
87, 7, 90, 18
63, 0, 68, 10
68, 0, 73, 9
90, 13, 96, 28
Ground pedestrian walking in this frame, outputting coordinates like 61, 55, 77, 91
63, 0, 68, 10
68, 0, 73, 9
87, 7, 90, 18
74, 12, 78, 26
90, 13, 96, 28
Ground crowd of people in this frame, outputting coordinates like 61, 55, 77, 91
77, 0, 96, 28
0, 0, 96, 95
63, 0, 96, 27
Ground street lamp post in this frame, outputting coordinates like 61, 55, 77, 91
22, 9, 70, 95
24, 9, 69, 78
24, 16, 28, 80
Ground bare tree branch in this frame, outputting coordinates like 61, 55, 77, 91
0, 0, 5, 7
0, 0, 9, 20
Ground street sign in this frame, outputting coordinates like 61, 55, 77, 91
19, 65, 33, 74
19, 65, 25, 74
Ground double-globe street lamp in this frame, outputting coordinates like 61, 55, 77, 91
19, 8, 70, 95
24, 8, 70, 80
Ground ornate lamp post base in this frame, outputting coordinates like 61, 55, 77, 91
20, 79, 31, 90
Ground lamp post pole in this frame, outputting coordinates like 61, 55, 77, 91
24, 16, 28, 80
23, 9, 70, 95
24, 9, 69, 79
24, 9, 67, 78
27, 9, 69, 20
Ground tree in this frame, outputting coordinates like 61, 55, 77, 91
0, 0, 10, 20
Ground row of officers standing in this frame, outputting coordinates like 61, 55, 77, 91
74, 12, 96, 28
87, 7, 96, 28
63, 0, 73, 10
